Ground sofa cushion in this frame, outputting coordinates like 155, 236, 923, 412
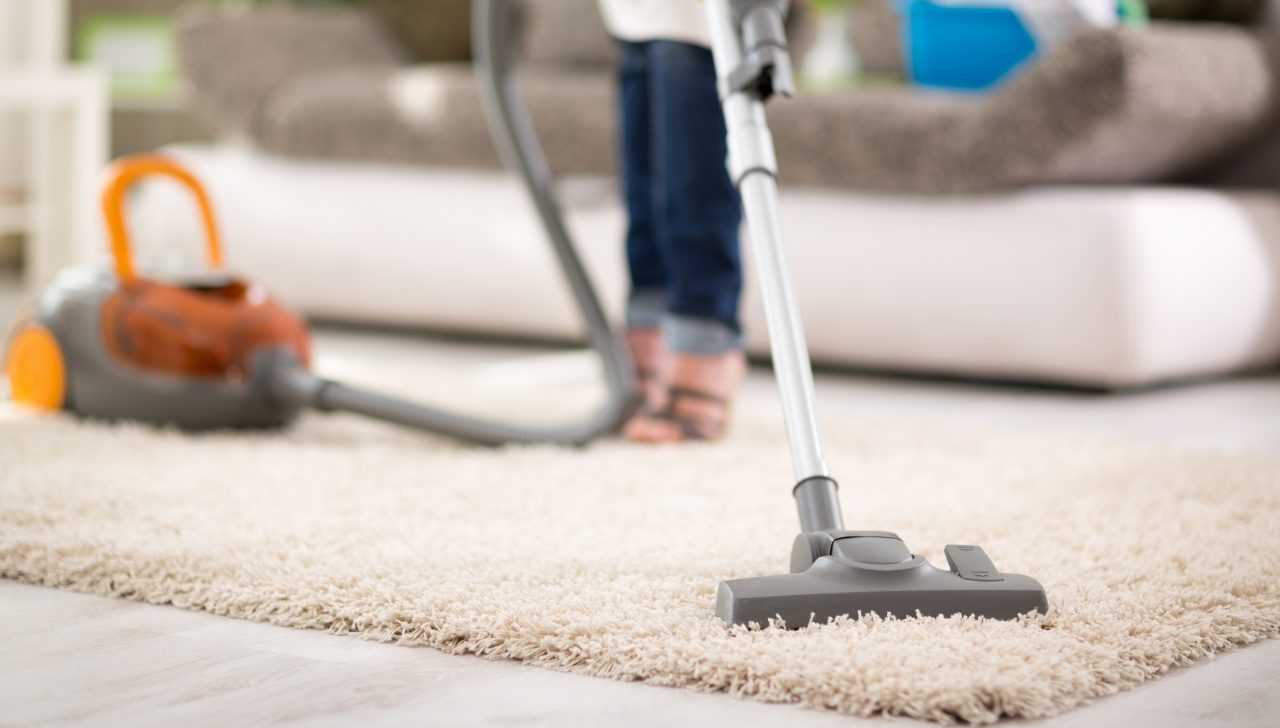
250, 24, 1275, 193
769, 24, 1276, 193
255, 64, 617, 177
180, 7, 1277, 194
1036, 24, 1275, 185
177, 7, 407, 136
1186, 20, 1280, 187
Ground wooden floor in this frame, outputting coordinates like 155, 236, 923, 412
3, 579, 1277, 728
3, 271, 1279, 726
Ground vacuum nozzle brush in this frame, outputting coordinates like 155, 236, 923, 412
717, 533, 1047, 627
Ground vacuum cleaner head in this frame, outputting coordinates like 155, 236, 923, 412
717, 531, 1048, 626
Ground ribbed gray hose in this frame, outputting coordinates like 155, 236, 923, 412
267, 0, 634, 446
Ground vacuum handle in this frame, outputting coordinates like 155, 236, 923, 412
706, 0, 844, 533
101, 154, 223, 282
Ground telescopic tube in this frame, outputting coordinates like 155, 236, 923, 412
705, 0, 843, 531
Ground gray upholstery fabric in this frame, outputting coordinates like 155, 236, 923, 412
176, 7, 407, 136
1040, 25, 1276, 185
256, 64, 617, 177
519, 0, 618, 68
255, 66, 478, 167
773, 25, 1274, 193
178, 7, 1279, 194
771, 29, 1129, 193
1186, 24, 1280, 188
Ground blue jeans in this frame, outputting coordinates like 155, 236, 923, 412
616, 39, 744, 354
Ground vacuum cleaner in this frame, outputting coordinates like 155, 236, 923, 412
3, 0, 1048, 626
704, 0, 1047, 625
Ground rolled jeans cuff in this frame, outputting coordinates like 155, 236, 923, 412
626, 289, 669, 329
663, 314, 743, 355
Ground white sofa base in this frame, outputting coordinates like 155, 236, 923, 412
127, 145, 1280, 388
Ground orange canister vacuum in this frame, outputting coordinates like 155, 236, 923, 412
3, 151, 632, 442
5, 155, 312, 429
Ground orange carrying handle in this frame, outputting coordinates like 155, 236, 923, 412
100, 154, 223, 282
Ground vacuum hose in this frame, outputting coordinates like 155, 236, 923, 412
266, 0, 634, 446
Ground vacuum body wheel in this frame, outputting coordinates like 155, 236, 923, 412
5, 324, 66, 411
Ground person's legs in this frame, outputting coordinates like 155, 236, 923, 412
626, 40, 746, 443
647, 40, 744, 341
616, 39, 667, 406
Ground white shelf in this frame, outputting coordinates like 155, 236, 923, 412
0, 68, 109, 107
0, 64, 109, 287
0, 203, 29, 236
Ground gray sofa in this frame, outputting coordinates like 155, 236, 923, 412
178, 0, 1280, 194
131, 0, 1280, 389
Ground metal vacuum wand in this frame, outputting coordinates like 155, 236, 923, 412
705, 0, 842, 534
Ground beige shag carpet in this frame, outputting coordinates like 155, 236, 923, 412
2, 402, 1279, 724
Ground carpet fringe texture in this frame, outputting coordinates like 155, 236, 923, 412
2, 405, 1278, 724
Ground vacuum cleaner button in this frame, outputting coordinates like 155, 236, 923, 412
945, 545, 1004, 581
